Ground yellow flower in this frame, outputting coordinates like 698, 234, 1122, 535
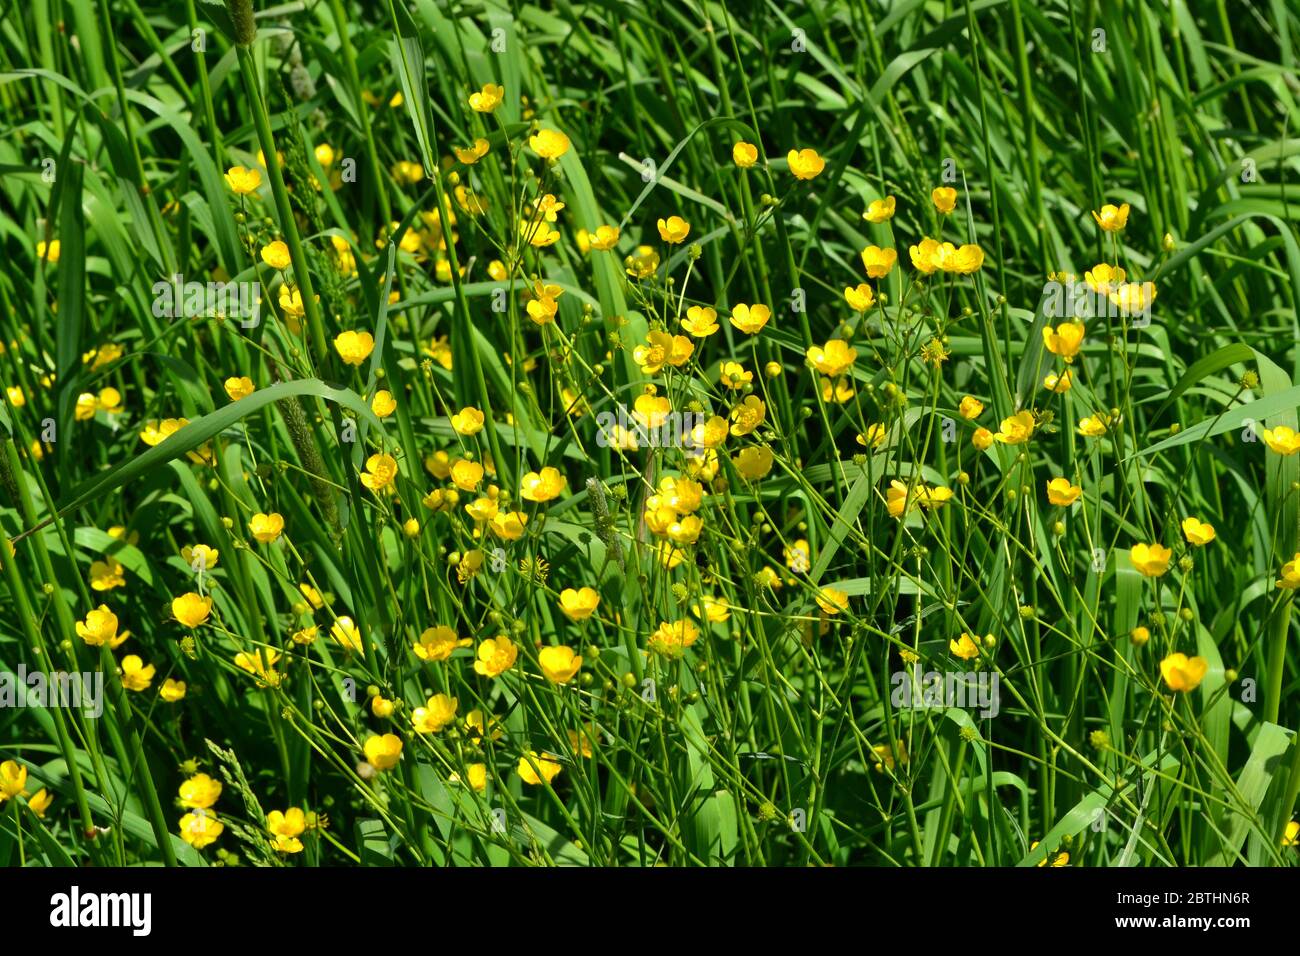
245, 510, 283, 542
233, 648, 281, 686
1278, 553, 1300, 589
331, 616, 364, 654
119, 655, 154, 691
634, 330, 693, 374
223, 376, 255, 402
787, 148, 825, 180
949, 633, 981, 660
994, 410, 1035, 445
468, 82, 505, 112
172, 592, 213, 627
520, 467, 566, 502
267, 808, 307, 853
36, 239, 60, 263
360, 453, 399, 493
815, 587, 849, 615
719, 361, 753, 389
291, 625, 319, 645
529, 128, 571, 160
260, 241, 291, 271
559, 587, 601, 621
1084, 263, 1126, 294
334, 330, 375, 366
363, 733, 403, 771
1159, 653, 1208, 692
863, 196, 896, 223
1042, 322, 1085, 361
625, 245, 660, 279
453, 138, 490, 164
732, 142, 758, 167
657, 216, 691, 244
474, 636, 518, 677
1130, 626, 1151, 646
1077, 415, 1108, 438
76, 605, 128, 647
1110, 281, 1157, 314
972, 427, 994, 451
729, 395, 766, 436
391, 160, 425, 184
74, 392, 98, 421
366, 389, 397, 417
26, 789, 53, 818
694, 595, 731, 623
681, 305, 720, 336
517, 751, 563, 785
588, 224, 620, 250
0, 760, 28, 800
539, 645, 582, 684
844, 283, 876, 312
525, 221, 561, 247
225, 166, 262, 194
1092, 202, 1130, 232
1260, 425, 1300, 455
160, 678, 187, 702
489, 510, 528, 541
1043, 370, 1073, 393
414, 625, 471, 661
944, 243, 985, 274
857, 424, 887, 449
1181, 517, 1216, 546
1046, 477, 1082, 506
450, 458, 484, 491
182, 545, 219, 570
1031, 840, 1069, 867
179, 810, 223, 848
88, 557, 125, 591
909, 237, 943, 274
931, 187, 957, 214
733, 445, 774, 480
647, 619, 701, 658
806, 339, 857, 377
1283, 821, 1299, 847
412, 694, 459, 733
958, 396, 984, 419
1130, 542, 1172, 577
860, 245, 897, 278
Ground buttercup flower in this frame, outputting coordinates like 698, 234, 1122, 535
1130, 543, 1172, 577
1181, 517, 1216, 546
931, 187, 957, 214
334, 330, 375, 366
249, 512, 285, 542
1160, 653, 1207, 692
363, 734, 403, 771
730, 303, 771, 334
474, 636, 518, 677
225, 166, 261, 194
538, 645, 582, 684
172, 592, 213, 628
559, 587, 600, 621
1046, 478, 1082, 506
787, 148, 825, 179
864, 196, 896, 223
732, 142, 758, 168
1092, 202, 1130, 232
468, 82, 504, 112
530, 128, 571, 160
657, 216, 691, 243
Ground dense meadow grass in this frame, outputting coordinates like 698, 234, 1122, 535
0, 0, 1298, 868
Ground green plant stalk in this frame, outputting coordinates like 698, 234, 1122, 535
234, 45, 330, 368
